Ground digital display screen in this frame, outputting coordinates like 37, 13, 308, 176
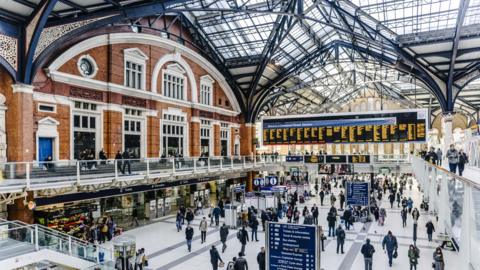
262, 109, 427, 145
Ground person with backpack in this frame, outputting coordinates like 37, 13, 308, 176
185, 224, 194, 252
210, 245, 223, 270
426, 220, 435, 242
186, 208, 194, 225
257, 247, 265, 270
433, 247, 445, 270
199, 217, 208, 243
335, 225, 346, 254
408, 244, 420, 270
330, 193, 337, 206
327, 212, 336, 237
382, 231, 398, 267
238, 226, 249, 256
458, 149, 468, 176
234, 252, 248, 270
220, 223, 229, 253
361, 238, 375, 270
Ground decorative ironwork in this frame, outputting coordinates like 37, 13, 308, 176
0, 34, 17, 70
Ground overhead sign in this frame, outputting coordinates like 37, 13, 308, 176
286, 156, 304, 162
267, 222, 320, 270
348, 155, 370, 164
305, 155, 325, 163
253, 178, 265, 187
262, 109, 427, 145
325, 155, 347, 164
346, 182, 370, 206
265, 176, 278, 186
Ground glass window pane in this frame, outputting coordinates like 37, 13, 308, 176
82, 116, 88, 128
90, 117, 96, 129
74, 115, 80, 127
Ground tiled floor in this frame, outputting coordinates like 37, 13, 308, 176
103, 179, 458, 270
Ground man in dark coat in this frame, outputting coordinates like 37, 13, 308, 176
220, 223, 229, 253
257, 247, 265, 270
209, 245, 223, 270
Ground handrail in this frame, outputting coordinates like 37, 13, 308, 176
412, 156, 480, 189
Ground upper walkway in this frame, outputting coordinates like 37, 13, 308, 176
0, 154, 410, 203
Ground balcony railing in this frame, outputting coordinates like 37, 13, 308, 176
411, 156, 480, 270
0, 154, 410, 194
0, 218, 113, 265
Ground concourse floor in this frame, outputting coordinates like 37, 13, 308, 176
103, 180, 458, 270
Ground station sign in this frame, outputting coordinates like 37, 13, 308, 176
346, 182, 370, 206
304, 155, 325, 163
325, 155, 347, 164
266, 222, 320, 270
348, 155, 371, 164
286, 156, 304, 162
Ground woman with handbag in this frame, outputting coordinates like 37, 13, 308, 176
210, 245, 223, 270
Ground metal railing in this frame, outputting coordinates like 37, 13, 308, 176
0, 218, 113, 265
411, 156, 480, 270
0, 154, 411, 194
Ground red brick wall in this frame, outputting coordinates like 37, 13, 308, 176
103, 111, 123, 158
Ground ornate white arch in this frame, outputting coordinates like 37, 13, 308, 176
47, 33, 241, 112
151, 52, 198, 102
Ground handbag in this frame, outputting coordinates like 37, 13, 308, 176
219, 261, 225, 267
393, 250, 398, 259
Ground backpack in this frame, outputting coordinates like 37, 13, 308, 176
236, 230, 242, 241
102, 225, 108, 233
226, 261, 235, 270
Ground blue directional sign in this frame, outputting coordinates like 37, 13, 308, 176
286, 156, 304, 162
267, 222, 319, 270
346, 182, 370, 206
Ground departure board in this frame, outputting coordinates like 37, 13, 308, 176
262, 109, 427, 145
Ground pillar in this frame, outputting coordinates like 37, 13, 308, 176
246, 171, 254, 192
240, 123, 255, 156
213, 122, 221, 156
103, 110, 123, 158
191, 118, 200, 157
147, 115, 160, 157
442, 113, 454, 153
7, 84, 35, 223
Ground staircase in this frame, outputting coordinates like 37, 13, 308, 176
0, 219, 113, 269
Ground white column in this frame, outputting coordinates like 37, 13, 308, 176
442, 113, 454, 153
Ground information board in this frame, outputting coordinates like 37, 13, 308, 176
346, 182, 370, 206
262, 109, 427, 145
266, 222, 320, 270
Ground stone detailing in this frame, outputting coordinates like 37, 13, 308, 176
70, 86, 103, 101
122, 96, 147, 108
34, 18, 105, 60
0, 34, 18, 70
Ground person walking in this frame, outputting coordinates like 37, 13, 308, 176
446, 144, 459, 174
327, 211, 336, 237
335, 225, 346, 254
220, 223, 229, 253
234, 252, 249, 270
210, 245, 223, 270
408, 244, 420, 270
458, 150, 468, 176
238, 226, 249, 256
436, 148, 443, 166
401, 208, 408, 228
382, 231, 398, 267
388, 193, 395, 208
121, 149, 131, 174
186, 208, 194, 225
319, 189, 325, 206
176, 210, 183, 232
250, 216, 259, 242
343, 208, 352, 230
256, 247, 265, 270
311, 204, 319, 225
433, 247, 445, 270
339, 191, 345, 210
115, 150, 123, 173
185, 224, 194, 252
412, 208, 420, 222
426, 220, 435, 242
361, 238, 375, 270
213, 205, 221, 227
199, 217, 208, 243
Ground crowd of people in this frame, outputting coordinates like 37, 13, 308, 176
421, 144, 469, 176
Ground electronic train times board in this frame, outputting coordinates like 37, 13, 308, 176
262, 109, 427, 145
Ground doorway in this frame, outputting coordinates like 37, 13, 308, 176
38, 137, 53, 161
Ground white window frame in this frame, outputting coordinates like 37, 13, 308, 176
200, 75, 214, 106
200, 119, 213, 156
38, 103, 57, 113
160, 109, 188, 157
220, 123, 230, 156
162, 63, 187, 101
123, 108, 146, 158
77, 54, 98, 79
71, 106, 101, 160
124, 48, 148, 90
